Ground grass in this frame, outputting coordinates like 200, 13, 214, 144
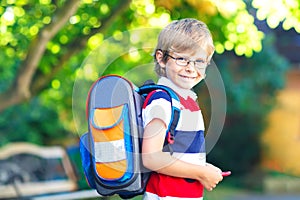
204, 184, 248, 200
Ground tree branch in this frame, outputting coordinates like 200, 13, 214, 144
0, 0, 81, 113
31, 0, 131, 94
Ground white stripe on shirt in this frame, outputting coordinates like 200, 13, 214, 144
143, 98, 172, 127
177, 109, 205, 131
172, 152, 206, 166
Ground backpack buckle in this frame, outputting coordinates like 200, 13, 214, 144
167, 131, 174, 144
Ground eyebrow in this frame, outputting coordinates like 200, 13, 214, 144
173, 53, 206, 61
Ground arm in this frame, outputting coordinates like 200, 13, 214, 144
142, 118, 223, 190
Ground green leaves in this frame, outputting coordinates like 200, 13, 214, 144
252, 0, 300, 32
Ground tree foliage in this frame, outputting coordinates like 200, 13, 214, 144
252, 0, 300, 32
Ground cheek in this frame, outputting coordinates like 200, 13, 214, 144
198, 68, 206, 75
165, 63, 175, 75
165, 67, 181, 80
166, 63, 181, 73
165, 69, 173, 80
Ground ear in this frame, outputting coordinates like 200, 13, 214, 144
155, 50, 166, 68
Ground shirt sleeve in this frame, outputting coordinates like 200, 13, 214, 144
142, 90, 172, 128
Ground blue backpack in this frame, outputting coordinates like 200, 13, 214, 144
79, 75, 180, 198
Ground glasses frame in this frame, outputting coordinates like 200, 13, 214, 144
165, 53, 209, 70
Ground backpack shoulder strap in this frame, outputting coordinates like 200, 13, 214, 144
137, 81, 181, 145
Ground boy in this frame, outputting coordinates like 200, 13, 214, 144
142, 18, 224, 199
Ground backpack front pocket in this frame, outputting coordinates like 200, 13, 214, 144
90, 104, 134, 184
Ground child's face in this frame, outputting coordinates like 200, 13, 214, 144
162, 49, 208, 90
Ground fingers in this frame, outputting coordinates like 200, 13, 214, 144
205, 180, 219, 191
207, 175, 222, 191
201, 165, 225, 192
208, 184, 217, 191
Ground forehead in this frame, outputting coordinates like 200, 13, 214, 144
173, 48, 208, 59
169, 35, 211, 59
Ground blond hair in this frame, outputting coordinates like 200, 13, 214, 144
154, 18, 215, 76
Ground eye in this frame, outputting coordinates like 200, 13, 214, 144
195, 59, 205, 64
176, 57, 187, 62
176, 57, 189, 65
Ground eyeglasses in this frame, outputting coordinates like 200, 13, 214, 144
166, 53, 208, 70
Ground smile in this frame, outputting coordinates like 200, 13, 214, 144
179, 75, 197, 80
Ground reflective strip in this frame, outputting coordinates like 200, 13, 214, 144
172, 152, 206, 166
94, 139, 126, 163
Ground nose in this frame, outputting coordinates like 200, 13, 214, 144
185, 61, 196, 72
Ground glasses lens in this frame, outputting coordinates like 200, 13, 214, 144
195, 62, 207, 69
176, 58, 188, 66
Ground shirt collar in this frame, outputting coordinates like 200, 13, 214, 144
157, 77, 197, 100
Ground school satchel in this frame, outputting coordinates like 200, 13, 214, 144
79, 75, 180, 199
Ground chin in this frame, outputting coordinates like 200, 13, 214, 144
184, 79, 202, 89
181, 83, 195, 90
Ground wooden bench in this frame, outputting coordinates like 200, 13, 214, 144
0, 142, 78, 199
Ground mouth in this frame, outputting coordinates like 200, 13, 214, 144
179, 75, 198, 80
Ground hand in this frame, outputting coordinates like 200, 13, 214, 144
197, 164, 223, 191
206, 163, 222, 173
207, 163, 231, 177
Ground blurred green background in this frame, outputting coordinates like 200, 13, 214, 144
0, 0, 300, 199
